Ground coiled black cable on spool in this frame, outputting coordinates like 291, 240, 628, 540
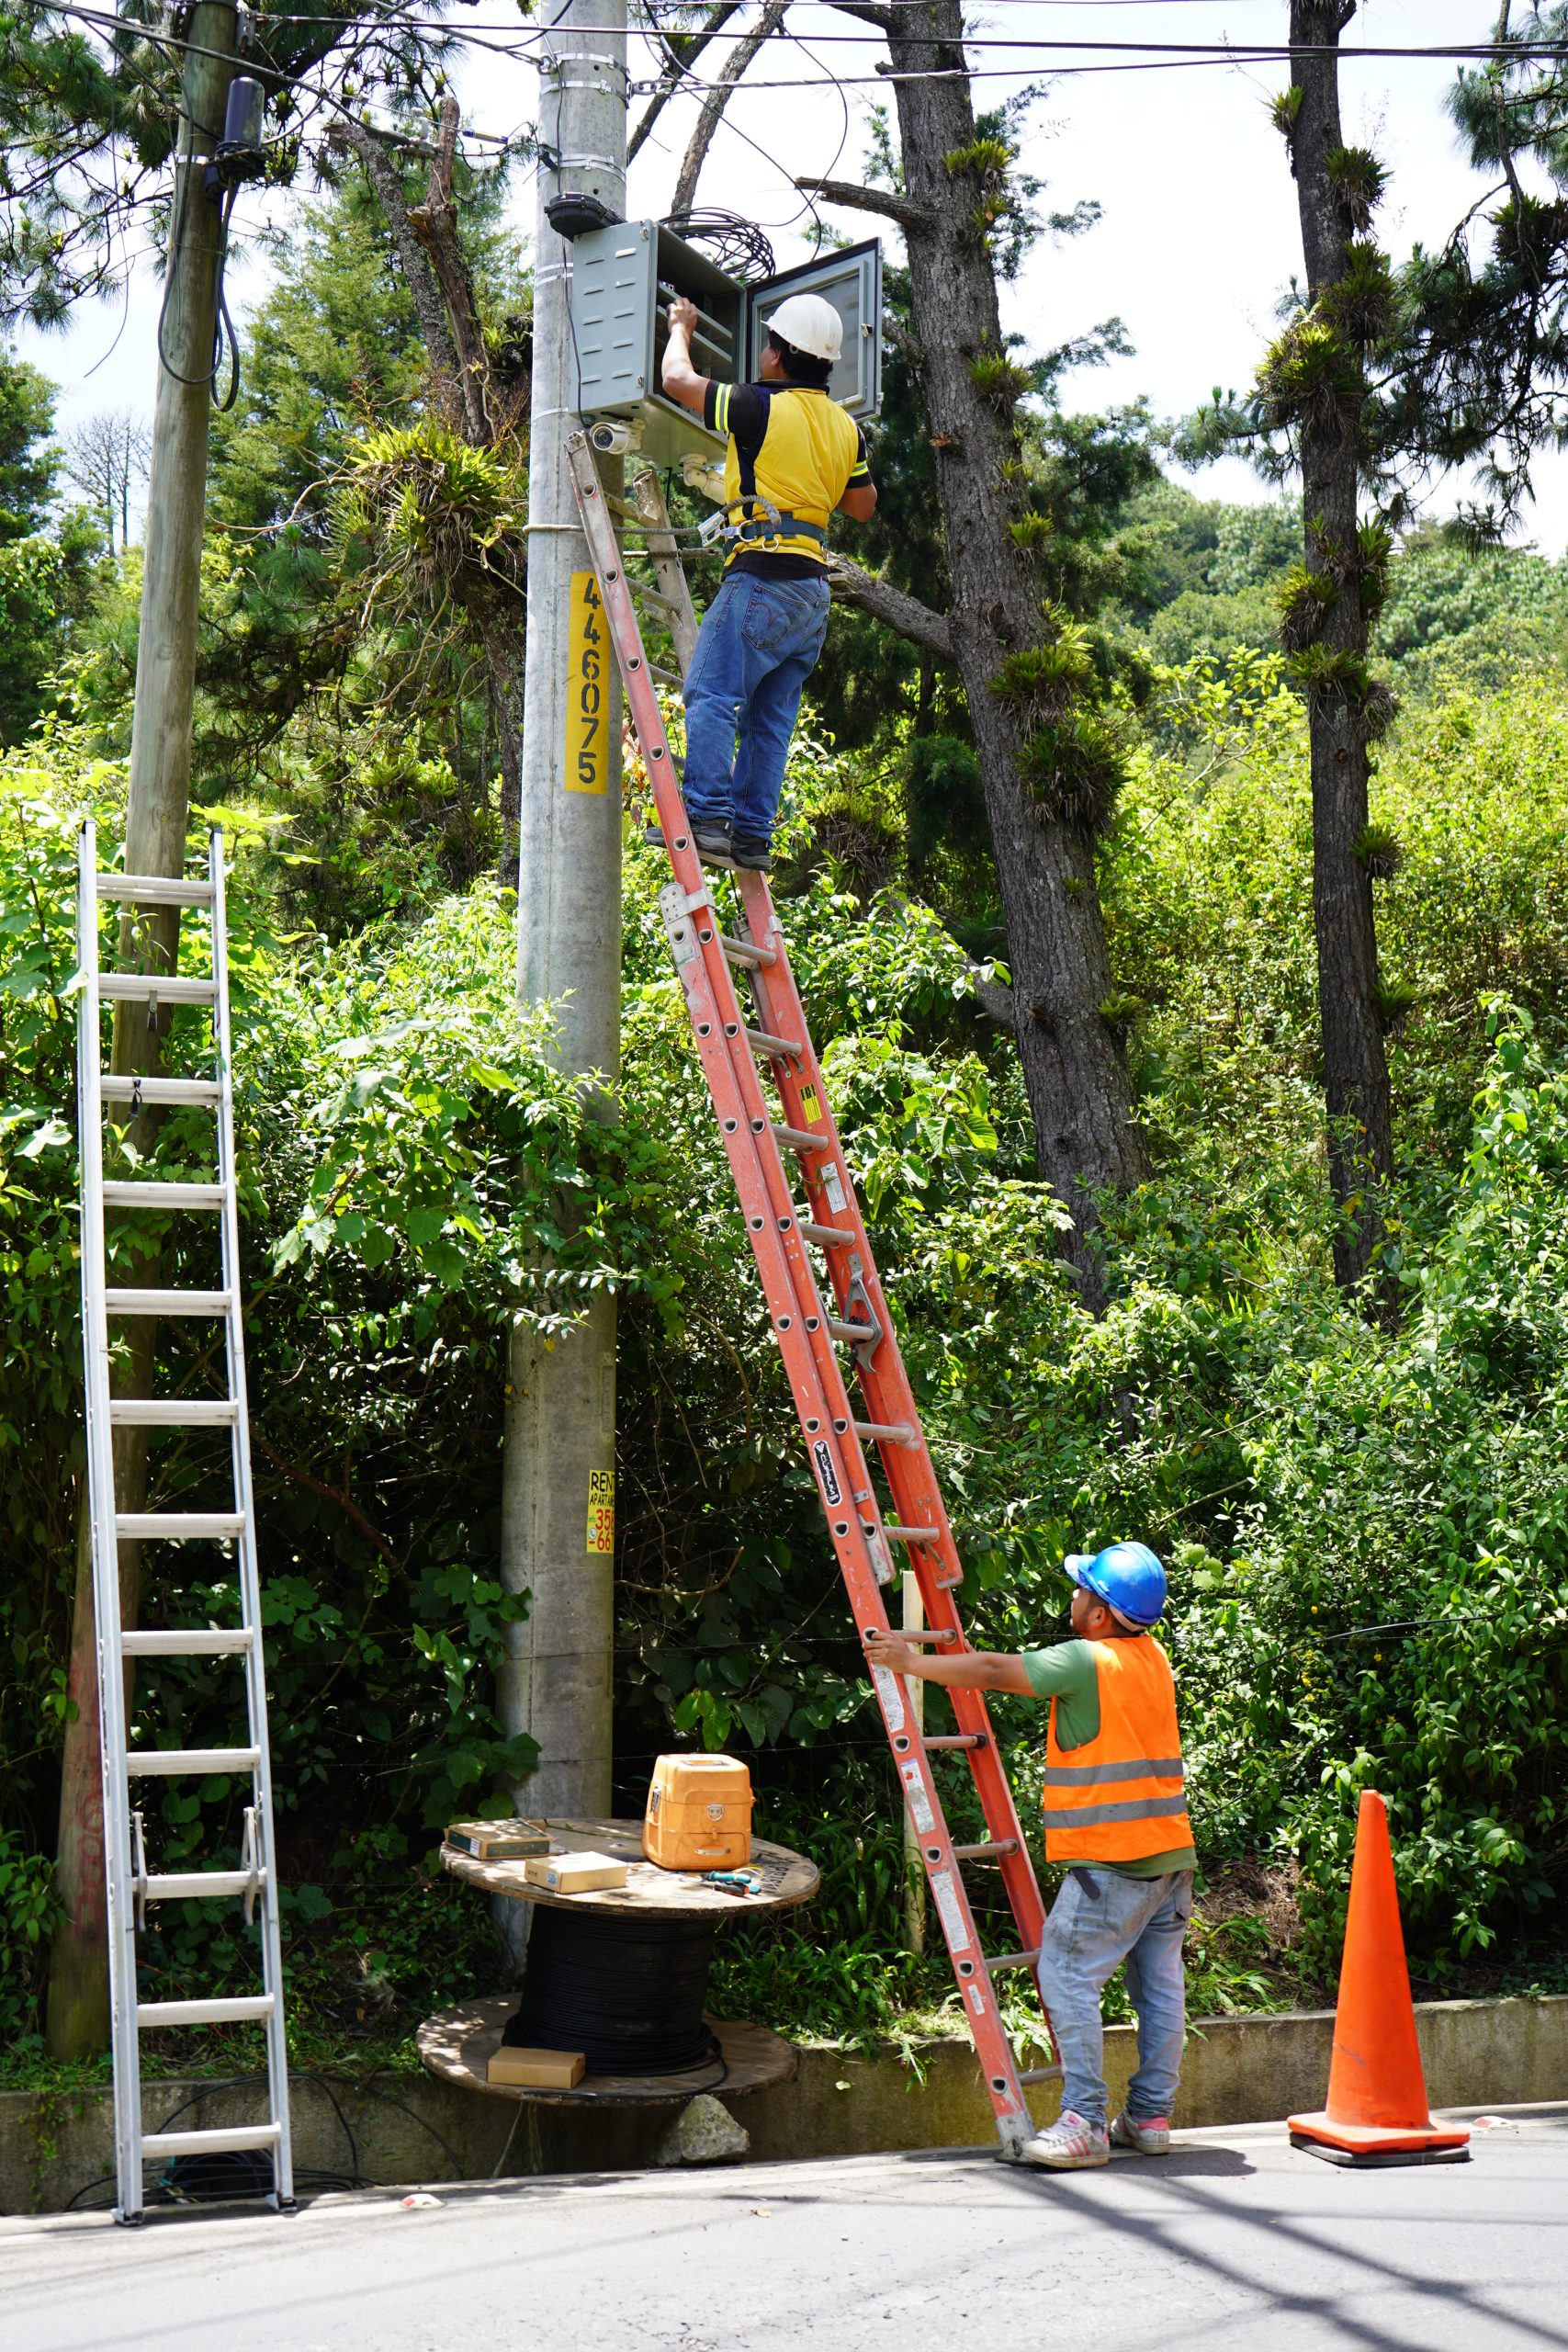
502, 1908, 723, 2076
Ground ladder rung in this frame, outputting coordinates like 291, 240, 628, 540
895, 1629, 958, 1645
828, 1317, 876, 1346
719, 933, 777, 970
105, 1288, 231, 1316
853, 1418, 917, 1447
138, 1994, 276, 2028
141, 2122, 282, 2161
121, 1628, 254, 1657
985, 1949, 1041, 1973
648, 663, 683, 686
116, 1511, 244, 1541
101, 1076, 220, 1104
126, 1746, 261, 1776
884, 1521, 939, 1544
773, 1122, 829, 1152
744, 1025, 803, 1060
603, 492, 638, 522
109, 1398, 239, 1427
96, 973, 216, 1003
952, 1839, 1020, 1863
924, 1731, 986, 1749
1017, 2066, 1065, 2086
141, 1869, 268, 1903
629, 582, 683, 611
102, 1181, 226, 1210
97, 873, 214, 908
800, 1218, 855, 1248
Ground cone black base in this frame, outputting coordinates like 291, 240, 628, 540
1290, 2131, 1472, 2169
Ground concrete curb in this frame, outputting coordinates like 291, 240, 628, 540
5, 1993, 1564, 2214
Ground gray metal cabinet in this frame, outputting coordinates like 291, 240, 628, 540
570, 223, 882, 469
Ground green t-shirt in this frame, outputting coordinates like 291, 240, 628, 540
1021, 1637, 1196, 1880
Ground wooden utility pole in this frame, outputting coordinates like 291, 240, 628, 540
47, 0, 240, 2056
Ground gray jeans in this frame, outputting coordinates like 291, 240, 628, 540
1036, 1866, 1193, 2128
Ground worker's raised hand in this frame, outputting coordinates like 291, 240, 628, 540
667, 296, 698, 337
863, 1624, 918, 1678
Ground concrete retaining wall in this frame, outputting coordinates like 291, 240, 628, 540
6, 1994, 1565, 2214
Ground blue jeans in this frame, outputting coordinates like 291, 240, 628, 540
682, 570, 831, 844
1036, 1866, 1192, 2129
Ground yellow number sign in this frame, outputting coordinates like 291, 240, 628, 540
565, 571, 610, 794
586, 1467, 615, 1555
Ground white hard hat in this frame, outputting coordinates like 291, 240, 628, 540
764, 292, 842, 364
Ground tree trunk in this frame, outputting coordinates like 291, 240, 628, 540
864, 0, 1147, 1299
1287, 2, 1395, 1307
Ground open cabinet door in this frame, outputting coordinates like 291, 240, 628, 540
745, 239, 883, 421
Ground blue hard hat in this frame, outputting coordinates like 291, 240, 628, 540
1064, 1541, 1168, 1628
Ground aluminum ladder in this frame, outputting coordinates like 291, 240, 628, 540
76, 820, 293, 2222
565, 434, 1060, 2157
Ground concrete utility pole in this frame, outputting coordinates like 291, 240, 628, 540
500, 0, 628, 1827
47, 0, 240, 2054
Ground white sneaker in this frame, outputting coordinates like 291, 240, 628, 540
1110, 2111, 1171, 2154
1021, 2110, 1110, 2169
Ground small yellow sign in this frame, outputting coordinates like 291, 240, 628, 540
565, 571, 611, 794
798, 1084, 824, 1126
586, 1467, 615, 1555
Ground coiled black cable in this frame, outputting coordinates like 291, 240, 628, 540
503, 1907, 723, 2075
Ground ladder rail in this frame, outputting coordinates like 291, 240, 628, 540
77, 820, 146, 2212
210, 831, 295, 2209
567, 444, 1054, 2158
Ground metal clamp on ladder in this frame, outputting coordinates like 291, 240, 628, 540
76, 820, 294, 2223
564, 431, 1061, 2158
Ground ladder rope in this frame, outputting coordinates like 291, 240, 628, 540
565, 432, 1055, 2160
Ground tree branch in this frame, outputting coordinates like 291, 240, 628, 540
408, 96, 493, 445
971, 974, 1015, 1025
825, 0, 896, 29
795, 175, 937, 233
628, 0, 745, 165
331, 117, 463, 412
825, 552, 953, 661
671, 0, 791, 217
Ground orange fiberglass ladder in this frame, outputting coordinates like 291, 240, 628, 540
566, 431, 1059, 2158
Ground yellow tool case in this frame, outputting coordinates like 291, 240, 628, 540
643, 1754, 753, 1870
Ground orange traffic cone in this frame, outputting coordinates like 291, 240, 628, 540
1289, 1790, 1471, 2167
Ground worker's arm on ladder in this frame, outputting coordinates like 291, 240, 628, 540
864, 1626, 1033, 1695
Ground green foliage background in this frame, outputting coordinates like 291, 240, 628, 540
5, 635, 1568, 2057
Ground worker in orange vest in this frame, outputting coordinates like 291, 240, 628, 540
865, 1542, 1192, 2170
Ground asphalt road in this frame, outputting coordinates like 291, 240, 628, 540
4, 2106, 1565, 2352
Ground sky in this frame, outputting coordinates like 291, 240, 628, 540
17, 1, 1568, 549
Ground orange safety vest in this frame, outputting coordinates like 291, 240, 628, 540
1042, 1635, 1190, 1866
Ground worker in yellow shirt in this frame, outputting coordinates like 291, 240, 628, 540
657, 291, 877, 872
865, 1543, 1193, 2170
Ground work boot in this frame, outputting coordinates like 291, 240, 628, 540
731, 835, 773, 873
1110, 2112, 1171, 2155
1020, 2110, 1110, 2170
642, 820, 735, 869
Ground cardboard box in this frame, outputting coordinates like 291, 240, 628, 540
445, 1817, 551, 1861
523, 1850, 627, 1894
644, 1753, 753, 1871
487, 2044, 586, 2089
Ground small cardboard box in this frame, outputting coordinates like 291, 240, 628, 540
488, 2045, 586, 2089
445, 1817, 551, 1861
523, 1850, 627, 1895
644, 1753, 753, 1871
